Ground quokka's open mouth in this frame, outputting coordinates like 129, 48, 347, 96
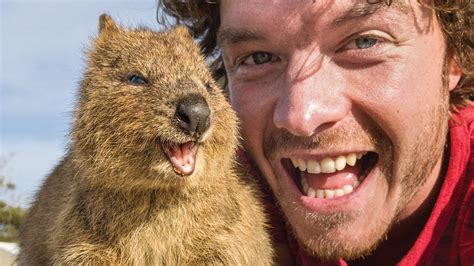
162, 141, 198, 175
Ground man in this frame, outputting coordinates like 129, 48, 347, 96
160, 0, 473, 265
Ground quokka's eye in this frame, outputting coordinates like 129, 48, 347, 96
128, 74, 148, 85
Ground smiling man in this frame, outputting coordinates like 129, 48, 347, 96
160, 0, 473, 265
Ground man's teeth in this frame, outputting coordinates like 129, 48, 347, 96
290, 152, 366, 174
301, 177, 360, 199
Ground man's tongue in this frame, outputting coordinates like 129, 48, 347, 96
302, 165, 360, 190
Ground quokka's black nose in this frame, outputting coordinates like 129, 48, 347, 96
176, 94, 211, 135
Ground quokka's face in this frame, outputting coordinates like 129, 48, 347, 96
72, 15, 238, 189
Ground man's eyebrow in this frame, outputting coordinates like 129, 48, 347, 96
217, 1, 413, 46
217, 28, 266, 46
332, 1, 412, 26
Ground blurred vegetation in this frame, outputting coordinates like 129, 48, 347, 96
0, 156, 26, 242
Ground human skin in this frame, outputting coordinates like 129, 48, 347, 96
218, 0, 462, 262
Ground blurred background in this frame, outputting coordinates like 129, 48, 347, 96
1, 0, 164, 252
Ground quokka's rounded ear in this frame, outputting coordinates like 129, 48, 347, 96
99, 14, 118, 34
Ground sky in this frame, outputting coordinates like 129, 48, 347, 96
1, 0, 167, 207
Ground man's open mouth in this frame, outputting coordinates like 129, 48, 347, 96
282, 152, 378, 199
162, 141, 198, 176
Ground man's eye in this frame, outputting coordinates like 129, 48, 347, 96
342, 35, 381, 51
335, 32, 394, 63
242, 52, 273, 65
128, 74, 148, 85
354, 36, 378, 49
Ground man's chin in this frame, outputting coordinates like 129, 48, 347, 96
289, 210, 390, 261
297, 221, 385, 261
271, 166, 394, 262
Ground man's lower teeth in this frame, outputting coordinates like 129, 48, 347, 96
301, 177, 363, 199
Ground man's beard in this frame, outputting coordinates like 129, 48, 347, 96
256, 90, 450, 261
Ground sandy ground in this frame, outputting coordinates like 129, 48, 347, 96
0, 242, 18, 266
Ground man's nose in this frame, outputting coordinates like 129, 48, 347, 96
273, 68, 351, 137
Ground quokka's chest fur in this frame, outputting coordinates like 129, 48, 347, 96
18, 14, 273, 265
64, 184, 265, 265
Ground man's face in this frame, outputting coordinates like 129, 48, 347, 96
219, 0, 460, 260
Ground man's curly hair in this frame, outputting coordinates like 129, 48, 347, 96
158, 0, 473, 110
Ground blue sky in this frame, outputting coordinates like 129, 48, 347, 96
1, 0, 165, 207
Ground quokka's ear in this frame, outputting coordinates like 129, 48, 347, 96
99, 14, 118, 34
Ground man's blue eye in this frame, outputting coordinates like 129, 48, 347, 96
251, 52, 272, 64
354, 37, 378, 49
241, 52, 275, 66
128, 74, 148, 84
244, 52, 272, 65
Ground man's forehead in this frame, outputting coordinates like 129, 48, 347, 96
332, 0, 413, 26
217, 0, 415, 46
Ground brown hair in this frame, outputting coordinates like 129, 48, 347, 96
159, 0, 473, 109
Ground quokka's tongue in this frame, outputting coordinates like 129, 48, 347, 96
168, 141, 197, 175
303, 165, 361, 190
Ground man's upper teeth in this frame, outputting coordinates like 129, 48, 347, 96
290, 152, 366, 174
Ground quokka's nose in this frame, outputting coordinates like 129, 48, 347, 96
176, 94, 211, 135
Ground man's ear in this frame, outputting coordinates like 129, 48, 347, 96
447, 53, 462, 91
99, 14, 118, 34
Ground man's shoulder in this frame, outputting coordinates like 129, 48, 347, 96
398, 106, 474, 265
451, 105, 474, 131
450, 105, 474, 266
454, 104, 474, 182
460, 105, 474, 265
448, 105, 474, 177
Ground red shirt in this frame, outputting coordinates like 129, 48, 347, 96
240, 106, 474, 266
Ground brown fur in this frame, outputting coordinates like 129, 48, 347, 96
18, 14, 273, 265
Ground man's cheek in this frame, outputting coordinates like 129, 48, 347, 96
230, 85, 263, 122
